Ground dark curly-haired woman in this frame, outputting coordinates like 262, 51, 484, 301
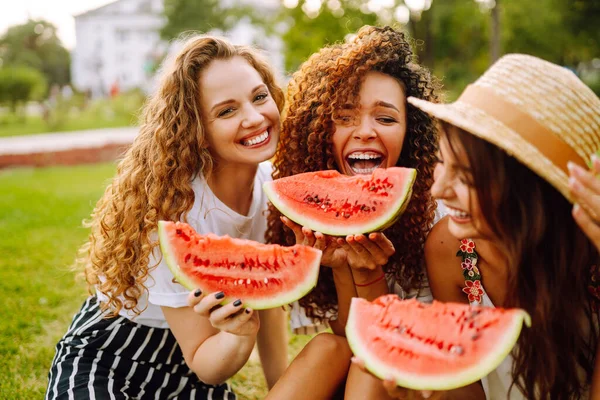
265, 26, 444, 399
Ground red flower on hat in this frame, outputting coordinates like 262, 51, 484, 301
460, 239, 475, 253
463, 280, 484, 303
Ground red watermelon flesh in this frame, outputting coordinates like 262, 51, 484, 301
263, 167, 416, 236
158, 221, 321, 310
346, 296, 531, 391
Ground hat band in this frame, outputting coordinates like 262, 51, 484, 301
458, 84, 587, 173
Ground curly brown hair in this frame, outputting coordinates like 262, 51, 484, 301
265, 25, 442, 320
80, 35, 284, 317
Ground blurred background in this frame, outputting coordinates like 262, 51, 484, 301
0, 0, 598, 138
0, 1, 598, 399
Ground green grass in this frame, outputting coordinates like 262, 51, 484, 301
0, 163, 311, 399
0, 91, 144, 137
0, 113, 135, 137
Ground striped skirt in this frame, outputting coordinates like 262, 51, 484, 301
45, 296, 236, 400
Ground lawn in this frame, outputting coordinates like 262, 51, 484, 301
0, 163, 311, 399
0, 91, 144, 138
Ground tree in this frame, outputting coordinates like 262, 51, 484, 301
160, 0, 257, 40
277, 1, 378, 72
0, 67, 47, 114
0, 20, 70, 89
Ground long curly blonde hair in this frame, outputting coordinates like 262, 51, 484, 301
80, 35, 284, 316
265, 25, 441, 320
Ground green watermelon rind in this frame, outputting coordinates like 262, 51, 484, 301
345, 298, 532, 391
157, 221, 321, 310
263, 169, 417, 236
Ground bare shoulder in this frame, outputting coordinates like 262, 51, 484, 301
424, 216, 467, 303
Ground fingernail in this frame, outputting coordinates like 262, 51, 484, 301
421, 391, 432, 399
245, 308, 251, 314
593, 154, 599, 164
569, 177, 581, 192
194, 289, 202, 297
215, 292, 225, 299
350, 356, 357, 363
568, 162, 584, 177
233, 299, 242, 307
573, 203, 581, 215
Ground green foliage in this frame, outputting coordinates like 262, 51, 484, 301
0, 19, 70, 89
277, 1, 377, 72
0, 67, 47, 112
252, 0, 597, 97
160, 0, 257, 40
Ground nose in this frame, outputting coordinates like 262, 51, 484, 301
241, 105, 264, 129
431, 163, 452, 200
353, 116, 377, 141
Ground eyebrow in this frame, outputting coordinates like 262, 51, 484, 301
374, 101, 400, 112
340, 101, 401, 112
210, 84, 267, 113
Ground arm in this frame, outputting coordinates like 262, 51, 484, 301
162, 291, 259, 385
329, 265, 358, 335
257, 307, 288, 389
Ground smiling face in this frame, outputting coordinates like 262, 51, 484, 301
431, 129, 492, 240
332, 71, 407, 176
200, 56, 280, 168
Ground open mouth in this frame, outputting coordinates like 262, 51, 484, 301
345, 151, 384, 174
446, 205, 471, 220
240, 129, 270, 147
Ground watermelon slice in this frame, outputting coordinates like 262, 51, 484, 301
158, 221, 321, 310
346, 296, 531, 391
263, 167, 416, 236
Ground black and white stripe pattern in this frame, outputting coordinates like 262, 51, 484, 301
45, 297, 236, 400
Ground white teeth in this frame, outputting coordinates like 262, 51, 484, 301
347, 152, 382, 160
351, 167, 378, 174
242, 130, 269, 146
447, 206, 470, 219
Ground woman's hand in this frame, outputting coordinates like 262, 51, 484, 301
338, 232, 395, 271
569, 157, 600, 252
281, 216, 395, 270
281, 216, 348, 268
187, 289, 260, 337
351, 357, 436, 400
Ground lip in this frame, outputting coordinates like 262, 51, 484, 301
343, 148, 386, 176
445, 204, 472, 224
239, 128, 272, 149
239, 127, 269, 143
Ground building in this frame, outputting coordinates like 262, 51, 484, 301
72, 0, 166, 97
71, 0, 284, 98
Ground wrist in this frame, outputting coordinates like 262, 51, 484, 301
352, 265, 385, 285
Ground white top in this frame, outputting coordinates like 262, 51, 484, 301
289, 199, 446, 334
97, 161, 273, 328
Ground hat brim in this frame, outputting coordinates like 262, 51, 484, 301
407, 96, 572, 202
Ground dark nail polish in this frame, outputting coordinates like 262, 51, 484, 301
245, 308, 251, 314
215, 292, 225, 300
194, 289, 202, 297
233, 299, 242, 307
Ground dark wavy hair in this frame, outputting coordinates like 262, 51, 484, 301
265, 25, 442, 320
443, 122, 599, 399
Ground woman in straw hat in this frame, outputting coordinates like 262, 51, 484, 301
354, 54, 600, 399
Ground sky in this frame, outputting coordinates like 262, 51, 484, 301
0, 0, 116, 49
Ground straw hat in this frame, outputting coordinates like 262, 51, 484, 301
408, 54, 600, 203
